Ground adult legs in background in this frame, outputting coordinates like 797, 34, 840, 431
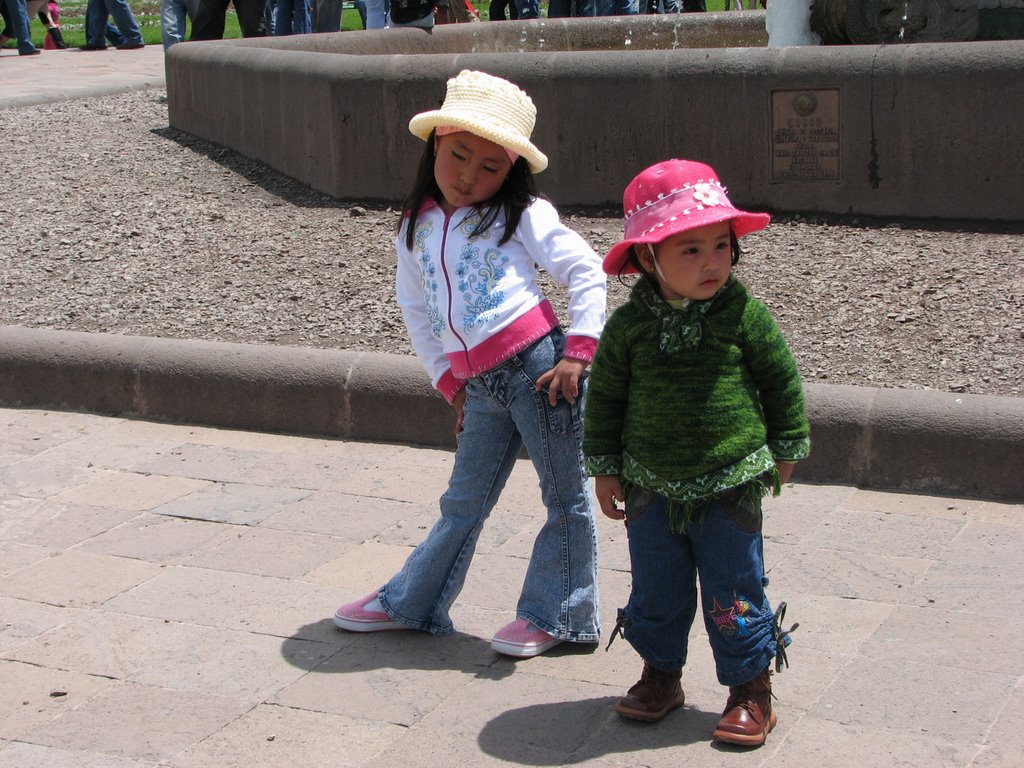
83, 0, 121, 47
311, 0, 342, 31
161, 0, 198, 48
2, 0, 38, 53
546, 0, 569, 16
94, 0, 144, 46
273, 0, 310, 33
512, 0, 537, 19
234, 0, 269, 35
192, 0, 266, 39
491, 0, 518, 19
363, 0, 385, 28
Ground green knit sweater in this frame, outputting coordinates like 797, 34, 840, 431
583, 276, 810, 529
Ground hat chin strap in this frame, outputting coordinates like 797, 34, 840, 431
646, 243, 668, 283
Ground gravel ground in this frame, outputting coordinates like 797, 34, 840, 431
2, 90, 1022, 398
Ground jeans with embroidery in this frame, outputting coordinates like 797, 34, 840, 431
380, 329, 600, 642
621, 488, 776, 685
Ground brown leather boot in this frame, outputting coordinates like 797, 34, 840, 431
614, 663, 685, 722
713, 666, 776, 746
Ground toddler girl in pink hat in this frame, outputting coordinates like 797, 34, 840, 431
583, 159, 808, 747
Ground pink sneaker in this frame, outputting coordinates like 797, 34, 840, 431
491, 618, 564, 658
333, 591, 406, 632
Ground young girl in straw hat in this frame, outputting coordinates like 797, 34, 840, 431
584, 159, 808, 745
333, 70, 606, 658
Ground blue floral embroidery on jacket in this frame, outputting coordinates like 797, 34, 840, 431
414, 221, 445, 338
454, 215, 507, 332
414, 212, 510, 337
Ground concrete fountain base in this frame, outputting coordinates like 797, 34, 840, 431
166, 14, 1023, 223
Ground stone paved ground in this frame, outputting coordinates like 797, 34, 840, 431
2, 407, 1023, 767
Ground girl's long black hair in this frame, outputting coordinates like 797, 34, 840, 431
400, 130, 538, 251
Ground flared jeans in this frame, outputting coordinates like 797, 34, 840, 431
380, 329, 601, 642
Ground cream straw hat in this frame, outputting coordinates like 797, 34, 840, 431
409, 70, 549, 173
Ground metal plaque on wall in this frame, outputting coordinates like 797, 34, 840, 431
770, 89, 842, 182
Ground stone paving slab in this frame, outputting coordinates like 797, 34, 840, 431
1, 406, 1022, 768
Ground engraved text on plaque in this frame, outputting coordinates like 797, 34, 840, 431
771, 89, 841, 182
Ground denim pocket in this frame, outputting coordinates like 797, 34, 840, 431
624, 485, 657, 522
538, 387, 583, 439
721, 493, 763, 534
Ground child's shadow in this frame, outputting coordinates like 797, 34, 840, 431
280, 618, 514, 678
283, 622, 730, 758
477, 698, 723, 764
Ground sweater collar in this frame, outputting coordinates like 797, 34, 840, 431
633, 275, 738, 352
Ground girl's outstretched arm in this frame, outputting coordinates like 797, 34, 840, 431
594, 475, 625, 521
535, 357, 586, 406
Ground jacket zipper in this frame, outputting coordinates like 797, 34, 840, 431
438, 209, 470, 361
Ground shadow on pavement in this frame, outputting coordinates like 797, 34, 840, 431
477, 697, 723, 764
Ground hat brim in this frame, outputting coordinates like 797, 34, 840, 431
409, 110, 548, 173
602, 209, 771, 275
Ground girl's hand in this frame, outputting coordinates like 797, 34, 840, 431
453, 389, 467, 436
535, 357, 587, 406
776, 460, 795, 486
595, 475, 625, 521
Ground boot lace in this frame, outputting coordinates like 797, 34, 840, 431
773, 601, 799, 673
605, 608, 628, 652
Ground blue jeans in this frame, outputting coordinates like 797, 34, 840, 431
161, 0, 198, 48
380, 329, 600, 642
363, 0, 384, 27
273, 0, 310, 33
3, 0, 38, 53
621, 488, 777, 685
86, 0, 143, 46
513, 0, 538, 18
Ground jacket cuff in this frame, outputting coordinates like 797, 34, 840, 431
768, 437, 811, 462
436, 370, 465, 406
564, 334, 598, 364
585, 454, 622, 477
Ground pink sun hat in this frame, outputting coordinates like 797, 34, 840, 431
603, 159, 771, 275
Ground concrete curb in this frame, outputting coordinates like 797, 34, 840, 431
2, 325, 1022, 501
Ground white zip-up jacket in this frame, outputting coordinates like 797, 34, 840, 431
396, 197, 607, 404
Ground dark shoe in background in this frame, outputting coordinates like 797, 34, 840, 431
46, 27, 69, 49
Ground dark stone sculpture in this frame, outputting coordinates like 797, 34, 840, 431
811, 0, 1023, 43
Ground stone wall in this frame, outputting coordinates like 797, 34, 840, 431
166, 15, 1024, 222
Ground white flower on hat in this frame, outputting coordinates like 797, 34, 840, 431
692, 183, 722, 207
